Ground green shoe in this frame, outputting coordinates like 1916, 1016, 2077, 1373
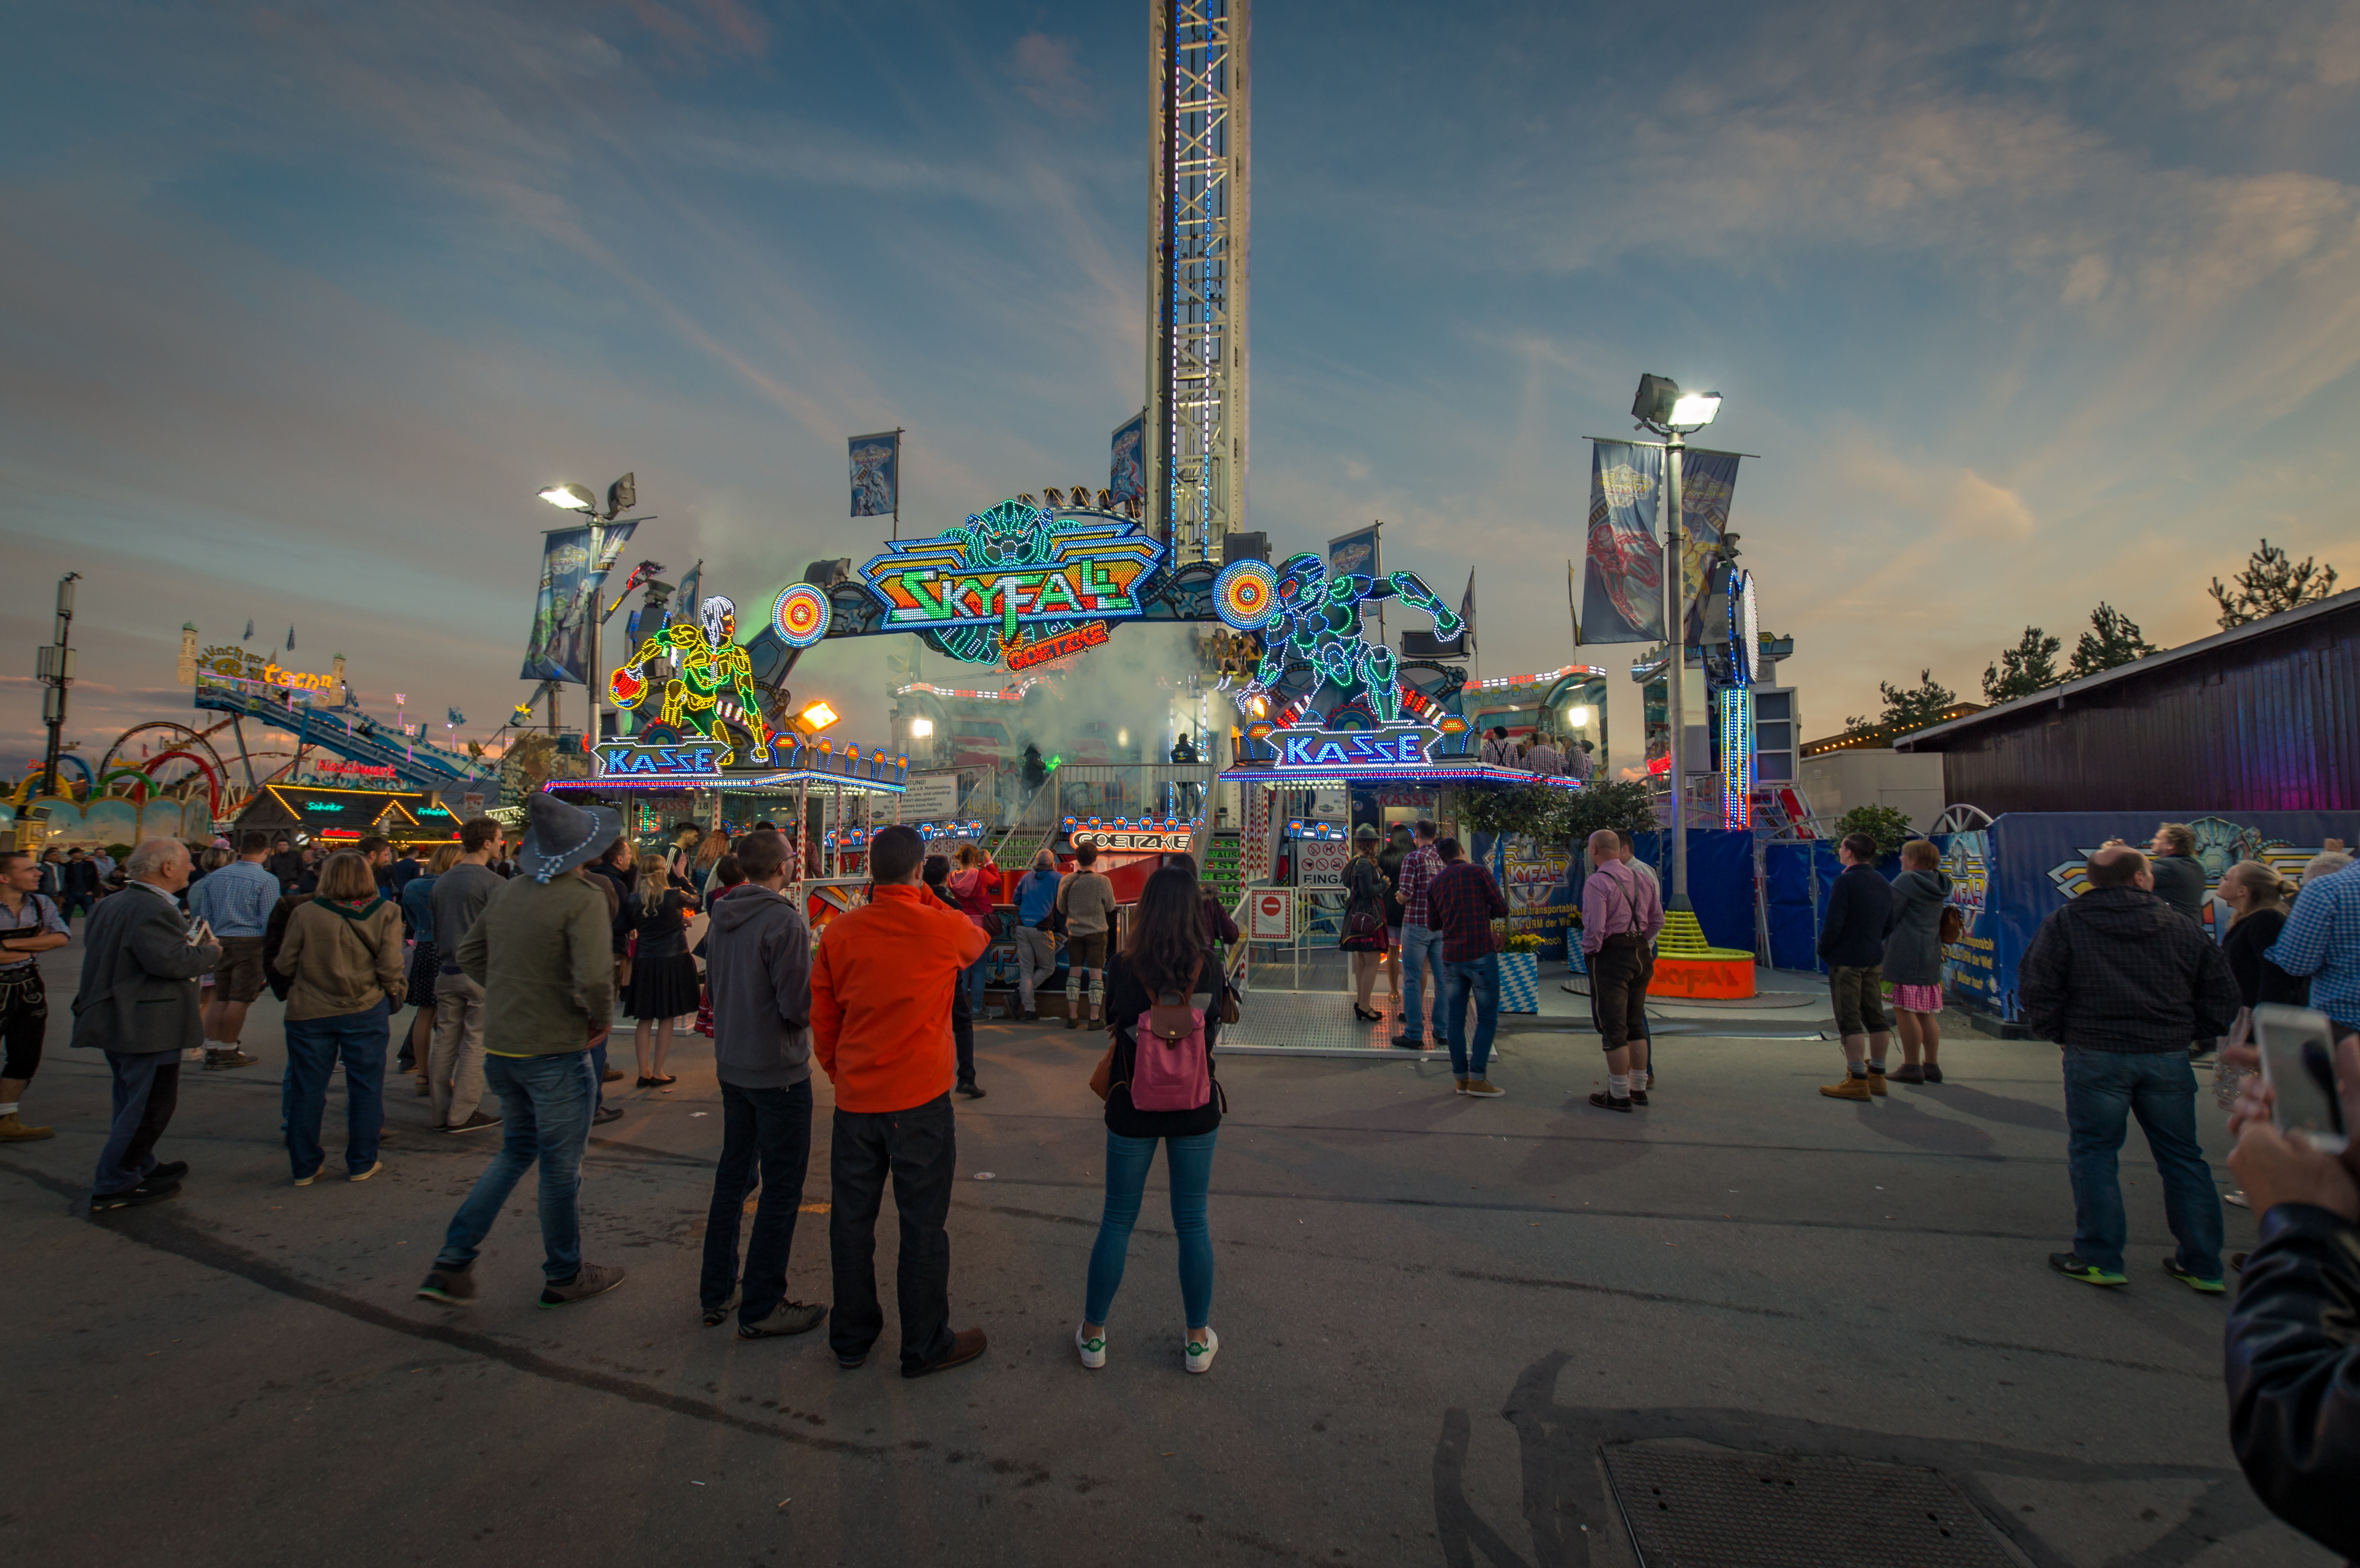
2049, 1252, 2126, 1286
2163, 1259, 2226, 1294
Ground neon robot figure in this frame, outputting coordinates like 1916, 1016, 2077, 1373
609, 595, 777, 765
1243, 552, 1465, 724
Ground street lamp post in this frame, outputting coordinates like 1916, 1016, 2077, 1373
1631, 376, 1723, 911
539, 474, 638, 745
35, 573, 80, 803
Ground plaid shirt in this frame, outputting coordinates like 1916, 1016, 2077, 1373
1427, 859, 1508, 962
2267, 866, 2360, 1027
2019, 885, 2239, 1052
1396, 844, 1443, 928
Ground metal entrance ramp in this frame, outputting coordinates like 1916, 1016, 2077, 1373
1216, 990, 1450, 1061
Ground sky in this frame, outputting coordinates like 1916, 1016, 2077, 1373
4, 0, 2358, 778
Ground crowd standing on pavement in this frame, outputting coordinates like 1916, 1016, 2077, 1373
16, 786, 2360, 1555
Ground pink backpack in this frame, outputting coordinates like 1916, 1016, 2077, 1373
1129, 957, 1210, 1113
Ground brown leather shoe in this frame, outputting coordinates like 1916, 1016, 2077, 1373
1819, 1076, 1871, 1101
904, 1327, 987, 1379
1868, 1071, 1889, 1097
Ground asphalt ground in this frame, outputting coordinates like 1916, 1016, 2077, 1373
0, 950, 2330, 1568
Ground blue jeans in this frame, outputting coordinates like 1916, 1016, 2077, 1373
962, 957, 989, 1018
1400, 925, 1444, 1039
281, 1001, 388, 1178
436, 1050, 596, 1283
700, 1079, 813, 1322
2062, 1047, 2223, 1277
1086, 1128, 1218, 1329
1444, 955, 1500, 1079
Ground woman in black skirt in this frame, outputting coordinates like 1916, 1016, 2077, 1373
624, 853, 700, 1088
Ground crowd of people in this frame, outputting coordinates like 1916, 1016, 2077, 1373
1476, 725, 1594, 781
44, 794, 1237, 1379
20, 798, 2360, 1551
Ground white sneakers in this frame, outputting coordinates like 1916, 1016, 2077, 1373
1075, 1323, 1218, 1373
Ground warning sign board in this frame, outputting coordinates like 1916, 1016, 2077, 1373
1297, 838, 1348, 890
1247, 889, 1295, 942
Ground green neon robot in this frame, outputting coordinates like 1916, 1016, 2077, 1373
608, 595, 776, 765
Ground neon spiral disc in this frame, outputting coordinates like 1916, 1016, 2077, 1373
772, 583, 831, 648
1213, 559, 1278, 630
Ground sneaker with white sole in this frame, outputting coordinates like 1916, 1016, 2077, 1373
1075, 1324, 1107, 1370
1463, 1079, 1505, 1098
1185, 1326, 1218, 1374
348, 1161, 384, 1182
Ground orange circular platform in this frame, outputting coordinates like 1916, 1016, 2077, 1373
1647, 954, 1758, 1001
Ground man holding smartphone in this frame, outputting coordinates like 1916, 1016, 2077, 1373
2020, 845, 2240, 1291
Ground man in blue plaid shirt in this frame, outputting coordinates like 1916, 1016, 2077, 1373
1391, 821, 1444, 1049
2267, 861, 2360, 1032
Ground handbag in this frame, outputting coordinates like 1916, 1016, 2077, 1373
1088, 1038, 1119, 1102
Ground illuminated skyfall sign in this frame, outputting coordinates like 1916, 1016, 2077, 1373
857, 501, 1165, 663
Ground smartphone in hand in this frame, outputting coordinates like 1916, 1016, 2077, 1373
2254, 1004, 2351, 1155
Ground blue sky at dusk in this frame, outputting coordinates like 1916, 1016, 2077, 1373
4, 0, 2358, 764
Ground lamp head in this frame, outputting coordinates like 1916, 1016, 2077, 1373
1632, 375, 1722, 433
540, 483, 597, 512
799, 700, 840, 733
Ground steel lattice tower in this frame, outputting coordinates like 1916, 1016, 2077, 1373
1147, 0, 1249, 566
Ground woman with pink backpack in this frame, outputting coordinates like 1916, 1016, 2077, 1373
1077, 866, 1224, 1374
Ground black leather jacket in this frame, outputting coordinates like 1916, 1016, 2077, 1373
2225, 1202, 2360, 1561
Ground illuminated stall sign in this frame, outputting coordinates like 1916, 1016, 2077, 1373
1264, 726, 1438, 773
858, 500, 1165, 665
597, 742, 726, 781
1004, 619, 1109, 672
1064, 814, 1195, 853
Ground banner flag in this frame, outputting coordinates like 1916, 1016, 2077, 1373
1460, 568, 1477, 652
1328, 525, 1380, 582
1109, 411, 1146, 504
1677, 449, 1742, 647
519, 520, 639, 686
521, 525, 593, 682
1580, 441, 1665, 643
850, 431, 901, 518
673, 559, 702, 628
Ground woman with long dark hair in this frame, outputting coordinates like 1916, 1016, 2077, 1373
1077, 865, 1222, 1374
1340, 824, 1390, 1020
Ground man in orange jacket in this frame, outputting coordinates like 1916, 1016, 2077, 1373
813, 823, 992, 1377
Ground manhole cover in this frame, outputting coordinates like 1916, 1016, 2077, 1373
1600, 1441, 2019, 1568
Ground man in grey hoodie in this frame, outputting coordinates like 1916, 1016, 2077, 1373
696, 829, 826, 1339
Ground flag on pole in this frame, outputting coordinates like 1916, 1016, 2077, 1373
1109, 411, 1146, 505
849, 432, 901, 518
285, 625, 296, 651
1459, 569, 1478, 653
243, 619, 254, 642
1675, 449, 1743, 647
673, 559, 702, 627
1579, 441, 1666, 643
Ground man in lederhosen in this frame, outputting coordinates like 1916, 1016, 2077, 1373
0, 849, 70, 1141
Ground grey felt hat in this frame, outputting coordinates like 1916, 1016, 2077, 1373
518, 790, 623, 883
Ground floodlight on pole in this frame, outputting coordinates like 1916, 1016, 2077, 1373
1629, 373, 1727, 911
907, 717, 934, 738
800, 700, 840, 733
540, 483, 597, 511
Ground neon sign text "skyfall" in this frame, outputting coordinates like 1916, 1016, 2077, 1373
1268, 727, 1438, 772
857, 502, 1164, 658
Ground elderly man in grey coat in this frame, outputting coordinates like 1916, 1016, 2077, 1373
73, 838, 220, 1211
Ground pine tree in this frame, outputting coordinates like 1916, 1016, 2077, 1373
1843, 669, 1958, 737
1982, 626, 2062, 703
2210, 539, 2339, 629
2067, 602, 2159, 679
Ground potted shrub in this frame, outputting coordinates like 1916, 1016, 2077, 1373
1499, 931, 1544, 1013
